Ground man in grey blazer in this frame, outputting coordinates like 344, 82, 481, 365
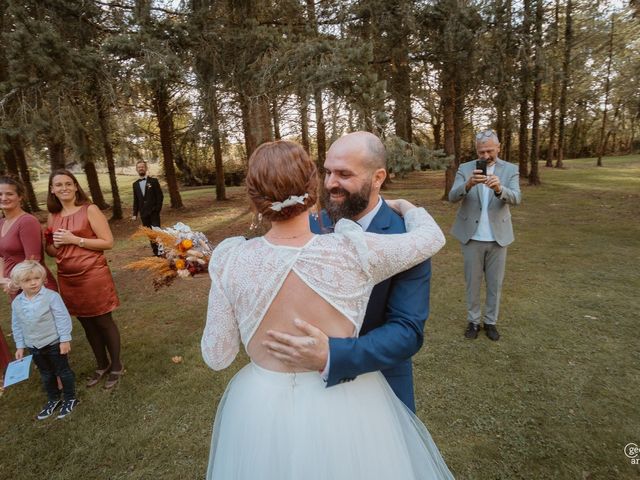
448, 130, 521, 340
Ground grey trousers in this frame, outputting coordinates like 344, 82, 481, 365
461, 240, 507, 325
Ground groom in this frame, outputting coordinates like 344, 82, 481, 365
132, 160, 164, 256
264, 131, 433, 412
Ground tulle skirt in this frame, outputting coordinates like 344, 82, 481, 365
207, 362, 454, 479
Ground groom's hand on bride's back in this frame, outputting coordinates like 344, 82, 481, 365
263, 319, 329, 371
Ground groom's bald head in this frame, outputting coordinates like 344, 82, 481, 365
327, 131, 386, 172
323, 131, 387, 222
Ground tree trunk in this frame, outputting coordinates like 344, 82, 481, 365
272, 97, 281, 140
328, 92, 340, 146
239, 96, 252, 162
48, 137, 65, 171
73, 126, 109, 210
629, 115, 636, 154
556, 0, 573, 168
2, 135, 18, 175
528, 0, 543, 185
502, 128, 512, 162
10, 135, 40, 211
83, 160, 109, 210
442, 74, 457, 199
546, 0, 561, 167
244, 94, 273, 159
596, 14, 615, 167
518, 98, 529, 175
4, 135, 34, 213
432, 117, 442, 150
390, 43, 412, 143
546, 77, 559, 166
153, 84, 183, 209
493, 0, 515, 159
453, 84, 464, 165
299, 91, 310, 153
95, 89, 123, 220
210, 86, 226, 201
496, 104, 505, 147
518, 0, 532, 178
314, 88, 327, 169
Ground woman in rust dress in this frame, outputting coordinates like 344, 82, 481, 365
0, 175, 58, 378
45, 169, 123, 389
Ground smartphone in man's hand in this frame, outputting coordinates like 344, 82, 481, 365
476, 160, 487, 176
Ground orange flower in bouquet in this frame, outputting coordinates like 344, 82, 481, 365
125, 222, 213, 289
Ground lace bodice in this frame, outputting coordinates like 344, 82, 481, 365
202, 207, 445, 370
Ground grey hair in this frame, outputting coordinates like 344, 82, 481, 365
475, 130, 500, 145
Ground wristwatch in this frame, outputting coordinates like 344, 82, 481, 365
79, 238, 85, 248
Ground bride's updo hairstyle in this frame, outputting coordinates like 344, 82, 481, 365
246, 140, 318, 222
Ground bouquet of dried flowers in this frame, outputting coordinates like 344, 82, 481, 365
125, 222, 213, 289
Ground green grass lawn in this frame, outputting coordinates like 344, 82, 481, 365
1, 156, 639, 479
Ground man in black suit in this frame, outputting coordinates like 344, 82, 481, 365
132, 160, 164, 255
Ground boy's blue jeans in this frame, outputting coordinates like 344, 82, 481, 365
28, 343, 76, 402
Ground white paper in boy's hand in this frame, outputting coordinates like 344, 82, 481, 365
3, 355, 32, 388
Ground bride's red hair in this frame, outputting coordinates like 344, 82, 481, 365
246, 141, 318, 221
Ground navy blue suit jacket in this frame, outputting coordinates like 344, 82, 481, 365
310, 200, 432, 412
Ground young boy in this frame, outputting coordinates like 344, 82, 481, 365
10, 260, 78, 419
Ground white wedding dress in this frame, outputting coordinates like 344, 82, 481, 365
202, 208, 454, 479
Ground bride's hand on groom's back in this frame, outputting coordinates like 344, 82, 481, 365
385, 199, 416, 216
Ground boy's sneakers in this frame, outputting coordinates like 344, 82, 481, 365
36, 400, 61, 420
56, 399, 79, 419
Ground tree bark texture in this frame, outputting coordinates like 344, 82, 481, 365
95, 89, 123, 219
153, 84, 184, 209
314, 89, 327, 168
48, 138, 66, 171
390, 36, 412, 143
546, 0, 561, 167
442, 73, 457, 199
73, 127, 109, 210
556, 0, 573, 168
597, 14, 615, 167
299, 92, 310, 154
518, 0, 532, 178
528, 0, 543, 185
83, 159, 109, 211
10, 135, 40, 211
242, 94, 273, 160
272, 98, 281, 140
210, 86, 226, 201
2, 138, 18, 175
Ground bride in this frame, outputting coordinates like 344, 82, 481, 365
202, 140, 454, 479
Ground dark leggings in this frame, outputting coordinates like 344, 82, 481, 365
78, 312, 122, 372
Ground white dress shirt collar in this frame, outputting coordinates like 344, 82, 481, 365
356, 196, 383, 232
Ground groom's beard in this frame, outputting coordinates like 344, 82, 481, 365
323, 183, 371, 224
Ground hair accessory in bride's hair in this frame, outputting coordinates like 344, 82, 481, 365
269, 193, 309, 212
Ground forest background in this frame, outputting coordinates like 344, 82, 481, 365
1, 0, 639, 210
0, 1, 639, 479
